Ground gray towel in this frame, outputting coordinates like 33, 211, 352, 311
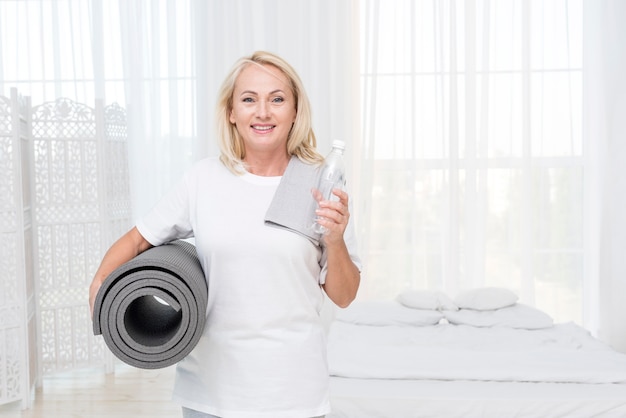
265, 156, 322, 245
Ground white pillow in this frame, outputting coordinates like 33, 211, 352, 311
396, 289, 458, 311
454, 287, 519, 311
443, 303, 554, 329
336, 300, 443, 327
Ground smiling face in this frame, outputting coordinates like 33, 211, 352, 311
229, 63, 297, 160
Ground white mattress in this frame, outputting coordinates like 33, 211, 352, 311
327, 321, 626, 384
328, 377, 626, 418
326, 302, 626, 418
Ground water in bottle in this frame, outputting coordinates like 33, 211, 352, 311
310, 140, 346, 234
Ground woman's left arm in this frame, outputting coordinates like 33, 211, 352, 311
316, 189, 361, 308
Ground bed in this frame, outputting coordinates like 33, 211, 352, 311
325, 288, 626, 418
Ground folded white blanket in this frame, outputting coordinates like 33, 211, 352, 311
264, 156, 322, 245
328, 321, 626, 384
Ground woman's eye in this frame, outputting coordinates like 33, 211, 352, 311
242, 97, 254, 103
272, 97, 284, 103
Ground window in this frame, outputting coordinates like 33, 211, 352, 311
357, 0, 583, 323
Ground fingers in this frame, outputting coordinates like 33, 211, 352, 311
315, 188, 350, 235
311, 187, 324, 203
89, 281, 101, 318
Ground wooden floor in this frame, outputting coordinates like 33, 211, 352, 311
0, 364, 181, 417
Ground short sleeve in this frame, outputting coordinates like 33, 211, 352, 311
135, 171, 195, 246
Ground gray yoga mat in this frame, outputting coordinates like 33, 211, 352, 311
92, 240, 207, 369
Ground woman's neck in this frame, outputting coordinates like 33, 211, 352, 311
244, 152, 291, 176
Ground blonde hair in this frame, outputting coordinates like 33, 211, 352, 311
215, 51, 324, 174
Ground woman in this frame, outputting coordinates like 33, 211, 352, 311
89, 51, 361, 418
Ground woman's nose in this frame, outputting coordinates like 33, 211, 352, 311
256, 100, 270, 118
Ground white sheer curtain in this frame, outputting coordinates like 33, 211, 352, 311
583, 0, 626, 352
0, 0, 358, 376
0, 0, 358, 217
357, 0, 626, 351
117, 0, 359, 217
3, 0, 625, 354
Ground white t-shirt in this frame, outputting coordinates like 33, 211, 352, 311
136, 158, 361, 418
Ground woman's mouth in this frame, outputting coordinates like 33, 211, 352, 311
252, 124, 275, 132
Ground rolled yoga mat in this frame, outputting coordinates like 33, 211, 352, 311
92, 240, 207, 369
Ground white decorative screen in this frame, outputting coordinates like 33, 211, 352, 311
0, 91, 131, 409
0, 89, 37, 408
31, 98, 131, 375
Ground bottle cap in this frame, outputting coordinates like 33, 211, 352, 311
332, 140, 346, 150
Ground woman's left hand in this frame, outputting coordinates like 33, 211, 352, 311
314, 188, 360, 307
314, 188, 350, 245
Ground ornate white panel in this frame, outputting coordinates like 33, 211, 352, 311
101, 102, 132, 247
31, 98, 131, 375
0, 91, 130, 408
0, 89, 37, 408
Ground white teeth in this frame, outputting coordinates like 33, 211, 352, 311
253, 125, 273, 131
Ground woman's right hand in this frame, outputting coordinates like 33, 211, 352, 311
89, 279, 103, 318
89, 227, 153, 318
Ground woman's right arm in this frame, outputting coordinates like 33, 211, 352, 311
89, 226, 153, 317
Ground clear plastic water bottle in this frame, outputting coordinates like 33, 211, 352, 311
311, 140, 346, 234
